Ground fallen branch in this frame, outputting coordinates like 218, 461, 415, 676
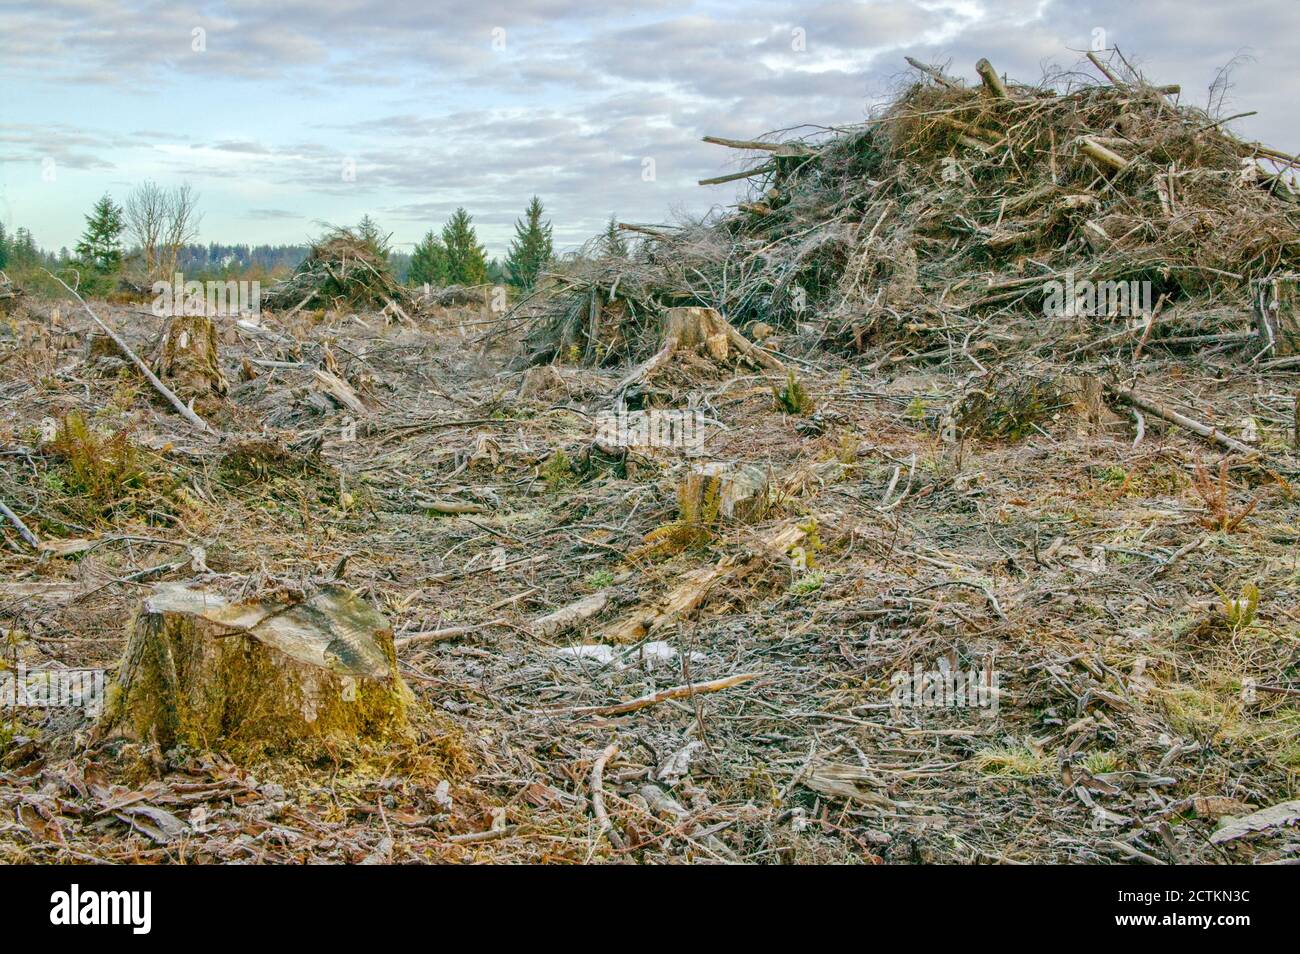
698, 161, 777, 187
572, 673, 758, 716
1104, 383, 1258, 456
591, 742, 623, 848
905, 56, 960, 89
394, 619, 507, 648
47, 271, 218, 435
602, 521, 808, 643
0, 497, 40, 548
702, 136, 816, 158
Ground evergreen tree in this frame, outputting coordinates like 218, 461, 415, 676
408, 230, 449, 287
75, 194, 125, 275
356, 215, 390, 260
0, 223, 8, 270
505, 195, 553, 290
440, 208, 488, 286
13, 227, 38, 265
602, 215, 628, 257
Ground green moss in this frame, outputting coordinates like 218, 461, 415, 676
540, 449, 575, 489
104, 610, 414, 764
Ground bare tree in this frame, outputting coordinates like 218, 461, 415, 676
160, 183, 202, 280
124, 180, 167, 279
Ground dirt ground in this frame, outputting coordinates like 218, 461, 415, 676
1, 297, 1298, 864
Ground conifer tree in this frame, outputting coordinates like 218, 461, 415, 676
602, 215, 628, 257
356, 215, 390, 260
505, 196, 553, 290
440, 208, 488, 286
75, 194, 125, 275
408, 230, 449, 287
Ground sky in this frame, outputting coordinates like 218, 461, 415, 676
2, 0, 1298, 259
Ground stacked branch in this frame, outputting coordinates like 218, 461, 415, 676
510, 51, 1300, 369
263, 227, 415, 314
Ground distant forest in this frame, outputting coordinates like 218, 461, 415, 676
173, 243, 414, 283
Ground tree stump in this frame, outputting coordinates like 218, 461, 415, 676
664, 306, 733, 360
679, 461, 770, 524
1252, 273, 1300, 357
149, 314, 228, 400
614, 306, 785, 395
100, 583, 411, 759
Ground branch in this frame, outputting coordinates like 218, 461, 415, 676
0, 497, 40, 548
571, 672, 758, 716
45, 271, 218, 435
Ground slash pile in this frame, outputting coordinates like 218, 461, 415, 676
516, 53, 1300, 368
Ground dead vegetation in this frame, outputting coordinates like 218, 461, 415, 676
1, 50, 1300, 865
263, 227, 416, 317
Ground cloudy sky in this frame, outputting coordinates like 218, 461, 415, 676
2, 0, 1297, 258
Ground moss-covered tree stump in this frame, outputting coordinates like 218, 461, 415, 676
680, 461, 770, 524
149, 314, 228, 400
101, 583, 411, 759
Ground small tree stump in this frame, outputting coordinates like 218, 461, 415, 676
679, 461, 770, 524
1252, 273, 1300, 357
149, 314, 229, 400
664, 306, 732, 359
100, 583, 411, 759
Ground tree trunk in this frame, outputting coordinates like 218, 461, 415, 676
100, 583, 411, 760
149, 314, 228, 400
679, 461, 770, 525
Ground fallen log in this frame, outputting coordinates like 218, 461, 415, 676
1079, 136, 1131, 172
531, 592, 609, 639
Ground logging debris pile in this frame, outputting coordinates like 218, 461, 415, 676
515, 54, 1300, 367
263, 228, 415, 315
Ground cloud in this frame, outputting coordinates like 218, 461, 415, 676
2, 0, 1298, 253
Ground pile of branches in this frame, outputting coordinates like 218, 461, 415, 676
514, 50, 1300, 368
263, 227, 414, 313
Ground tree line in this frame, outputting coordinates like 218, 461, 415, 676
2, 189, 585, 297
